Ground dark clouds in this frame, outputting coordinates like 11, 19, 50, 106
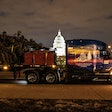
0, 11, 8, 17
0, 0, 112, 47
106, 15, 112, 20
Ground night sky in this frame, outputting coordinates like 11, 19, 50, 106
0, 0, 112, 47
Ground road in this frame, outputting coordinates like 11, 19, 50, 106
0, 80, 112, 100
0, 71, 112, 100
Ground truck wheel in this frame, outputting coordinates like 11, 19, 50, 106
26, 71, 40, 84
45, 71, 58, 84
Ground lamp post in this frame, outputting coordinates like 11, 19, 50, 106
108, 45, 111, 49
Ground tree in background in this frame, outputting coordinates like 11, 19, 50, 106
0, 31, 43, 65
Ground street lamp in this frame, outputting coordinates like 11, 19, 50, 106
108, 45, 111, 49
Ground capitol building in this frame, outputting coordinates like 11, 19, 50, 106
53, 30, 66, 56
52, 30, 66, 65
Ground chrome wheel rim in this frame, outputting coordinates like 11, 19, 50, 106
46, 73, 55, 83
28, 73, 37, 83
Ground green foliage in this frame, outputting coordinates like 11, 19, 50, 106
0, 31, 43, 65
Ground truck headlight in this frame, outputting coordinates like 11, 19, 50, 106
52, 65, 56, 69
3, 65, 9, 70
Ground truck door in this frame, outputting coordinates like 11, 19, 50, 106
99, 50, 112, 72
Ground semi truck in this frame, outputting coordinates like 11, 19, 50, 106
2, 39, 112, 83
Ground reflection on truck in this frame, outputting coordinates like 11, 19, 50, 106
66, 39, 112, 82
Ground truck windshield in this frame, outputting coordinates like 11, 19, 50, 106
100, 49, 112, 59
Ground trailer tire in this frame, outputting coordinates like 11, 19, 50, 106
45, 71, 58, 84
26, 71, 40, 84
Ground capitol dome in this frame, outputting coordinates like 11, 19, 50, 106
53, 30, 65, 48
53, 30, 66, 56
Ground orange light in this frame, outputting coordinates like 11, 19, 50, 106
110, 70, 112, 75
108, 45, 111, 49
52, 65, 56, 69
3, 65, 9, 70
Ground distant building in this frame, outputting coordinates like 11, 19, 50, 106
53, 30, 66, 56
